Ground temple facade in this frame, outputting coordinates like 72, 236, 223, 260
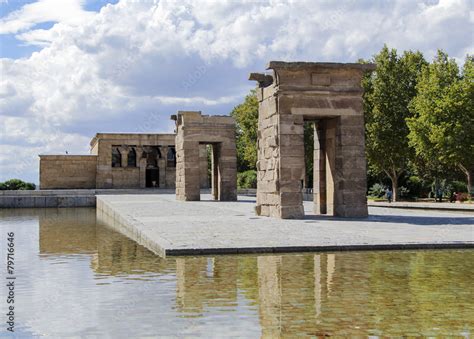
39, 133, 209, 189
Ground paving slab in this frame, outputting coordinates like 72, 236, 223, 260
96, 194, 474, 257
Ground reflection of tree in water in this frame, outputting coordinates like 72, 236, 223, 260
175, 251, 474, 337
367, 250, 474, 336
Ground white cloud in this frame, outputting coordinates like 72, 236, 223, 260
0, 0, 93, 35
0, 0, 473, 183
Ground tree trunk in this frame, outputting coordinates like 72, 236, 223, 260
468, 170, 473, 198
460, 165, 473, 199
385, 169, 399, 202
392, 175, 399, 202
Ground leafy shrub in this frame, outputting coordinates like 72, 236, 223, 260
449, 181, 468, 194
406, 176, 423, 198
237, 170, 257, 189
368, 183, 385, 198
0, 179, 36, 190
398, 186, 410, 198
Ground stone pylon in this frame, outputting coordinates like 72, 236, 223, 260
250, 61, 375, 219
173, 111, 237, 201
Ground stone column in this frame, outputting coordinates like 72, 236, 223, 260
278, 114, 305, 219
158, 146, 167, 188
199, 144, 209, 189
118, 145, 129, 168
216, 141, 237, 201
255, 88, 280, 217
324, 118, 337, 216
176, 140, 201, 201
333, 115, 368, 217
211, 144, 219, 200
313, 122, 327, 214
136, 147, 147, 188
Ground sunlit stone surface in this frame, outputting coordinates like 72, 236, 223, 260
96, 194, 474, 257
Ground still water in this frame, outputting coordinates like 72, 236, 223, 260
0, 208, 473, 337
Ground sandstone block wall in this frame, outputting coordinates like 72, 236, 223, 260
39, 155, 97, 189
111, 168, 140, 188
255, 85, 305, 218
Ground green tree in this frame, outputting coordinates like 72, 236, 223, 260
237, 170, 257, 189
363, 45, 427, 201
230, 89, 258, 171
0, 179, 36, 190
408, 52, 474, 196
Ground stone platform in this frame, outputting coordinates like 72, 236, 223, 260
96, 194, 474, 257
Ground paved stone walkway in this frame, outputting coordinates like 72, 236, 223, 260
96, 194, 474, 257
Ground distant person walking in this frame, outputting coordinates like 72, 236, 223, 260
450, 192, 457, 203
386, 189, 393, 203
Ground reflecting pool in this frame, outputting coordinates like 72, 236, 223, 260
0, 208, 473, 337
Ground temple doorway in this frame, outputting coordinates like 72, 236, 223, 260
146, 168, 160, 188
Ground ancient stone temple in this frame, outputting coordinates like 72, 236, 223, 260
39, 133, 209, 189
250, 61, 375, 219
172, 111, 237, 201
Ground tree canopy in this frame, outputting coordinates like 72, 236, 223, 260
0, 179, 36, 190
363, 45, 427, 200
230, 89, 258, 171
408, 52, 474, 194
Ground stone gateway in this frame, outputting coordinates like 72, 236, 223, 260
250, 61, 375, 219
172, 111, 237, 201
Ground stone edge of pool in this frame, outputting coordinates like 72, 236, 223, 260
163, 243, 474, 256
95, 195, 474, 258
1, 189, 473, 212
96, 196, 170, 258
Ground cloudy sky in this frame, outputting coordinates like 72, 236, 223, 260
0, 0, 473, 184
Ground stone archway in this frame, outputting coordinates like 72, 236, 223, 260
250, 61, 375, 219
171, 111, 237, 201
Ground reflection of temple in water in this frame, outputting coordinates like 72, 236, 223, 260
38, 208, 173, 275
93, 226, 173, 275
37, 210, 473, 336
174, 253, 373, 337
39, 208, 97, 255
176, 257, 239, 313
255, 253, 370, 337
